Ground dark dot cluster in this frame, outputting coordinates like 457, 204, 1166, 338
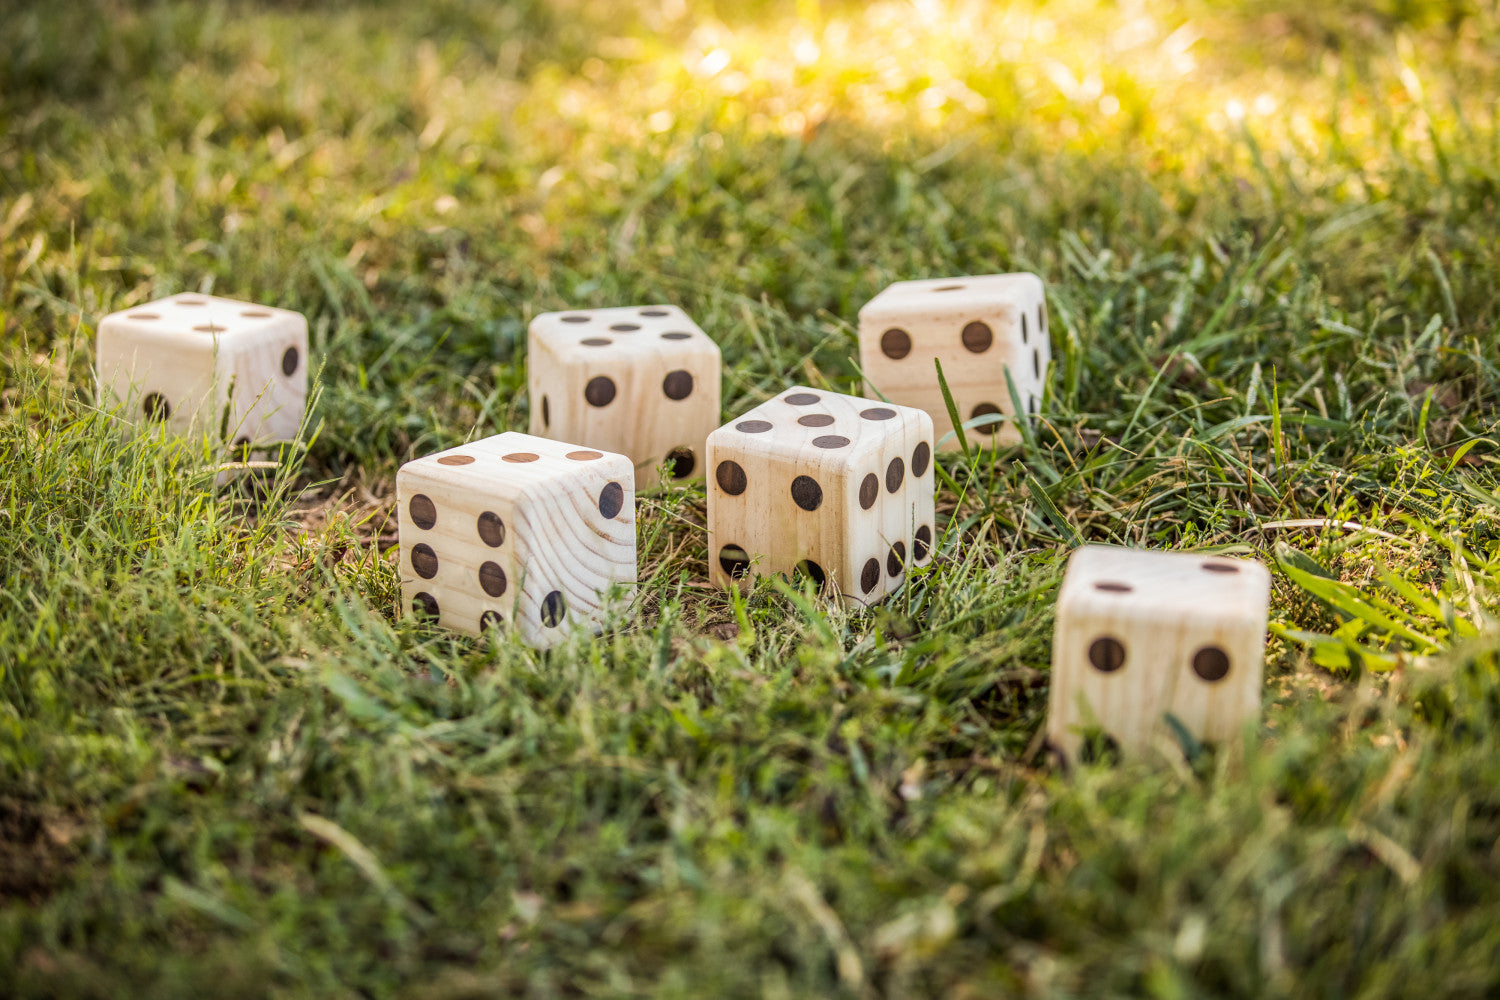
404, 449, 622, 633
1083, 560, 1242, 682
714, 391, 935, 598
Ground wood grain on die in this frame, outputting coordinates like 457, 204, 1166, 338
706, 387, 935, 607
396, 432, 636, 649
1046, 545, 1271, 761
96, 292, 308, 446
528, 305, 721, 487
858, 273, 1050, 449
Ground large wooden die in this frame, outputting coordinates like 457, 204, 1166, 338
96, 292, 308, 445
396, 432, 636, 648
706, 387, 935, 606
527, 305, 721, 487
1046, 546, 1272, 761
858, 273, 1049, 448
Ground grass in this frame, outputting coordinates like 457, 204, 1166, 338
3, 0, 1500, 995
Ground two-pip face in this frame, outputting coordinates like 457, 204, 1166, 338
858, 273, 1049, 448
1046, 545, 1272, 761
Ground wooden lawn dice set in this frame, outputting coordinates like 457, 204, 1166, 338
95, 274, 1275, 760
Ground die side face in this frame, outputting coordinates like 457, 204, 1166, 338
1046, 546, 1272, 760
96, 293, 308, 445
528, 306, 722, 487
397, 432, 636, 649
706, 387, 935, 606
858, 273, 1049, 450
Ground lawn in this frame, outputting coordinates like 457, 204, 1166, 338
3, 0, 1500, 995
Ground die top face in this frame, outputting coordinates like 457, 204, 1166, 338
1058, 545, 1271, 628
858, 273, 1045, 330
399, 431, 634, 503
99, 293, 307, 349
529, 305, 721, 364
707, 387, 932, 471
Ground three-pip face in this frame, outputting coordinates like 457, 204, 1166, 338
1046, 545, 1272, 761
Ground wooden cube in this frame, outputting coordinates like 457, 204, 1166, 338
1046, 546, 1272, 761
706, 387, 935, 605
96, 292, 308, 446
396, 432, 636, 648
858, 273, 1049, 448
527, 305, 721, 487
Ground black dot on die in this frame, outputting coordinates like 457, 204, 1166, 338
662, 331, 691, 340
540, 590, 566, 626
640, 308, 670, 317
1021, 312, 1029, 344
663, 370, 693, 400
719, 545, 751, 578
666, 447, 696, 478
887, 541, 906, 577
609, 323, 640, 332
860, 407, 896, 421
861, 558, 880, 594
412, 592, 440, 621
480, 610, 504, 631
1193, 645, 1231, 682
961, 321, 993, 353
142, 392, 171, 421
716, 460, 747, 496
791, 475, 822, 511
784, 392, 819, 405
970, 402, 1002, 433
794, 560, 826, 590
409, 494, 437, 530
1089, 637, 1126, 673
880, 328, 911, 360
885, 457, 904, 493
736, 420, 772, 433
411, 543, 439, 579
598, 481, 624, 518
912, 441, 931, 477
813, 435, 849, 449
479, 561, 507, 597
585, 376, 616, 407
541, 395, 551, 428
281, 346, 300, 376
798, 414, 834, 427
561, 314, 591, 323
1033, 349, 1041, 379
914, 524, 932, 561
859, 473, 878, 510
477, 511, 505, 547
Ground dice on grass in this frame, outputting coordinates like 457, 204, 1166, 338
396, 432, 636, 648
858, 273, 1049, 448
528, 305, 721, 487
706, 387, 935, 605
96, 292, 308, 447
1046, 546, 1272, 762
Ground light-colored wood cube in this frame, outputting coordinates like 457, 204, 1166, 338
858, 273, 1049, 449
96, 292, 308, 446
527, 305, 722, 487
706, 386, 935, 606
396, 432, 636, 648
1046, 545, 1272, 761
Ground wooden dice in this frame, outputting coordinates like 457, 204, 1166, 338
396, 432, 636, 648
706, 387, 935, 605
96, 292, 308, 446
1046, 546, 1272, 761
527, 305, 721, 487
858, 273, 1049, 448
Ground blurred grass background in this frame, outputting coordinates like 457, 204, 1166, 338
3, 0, 1500, 996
